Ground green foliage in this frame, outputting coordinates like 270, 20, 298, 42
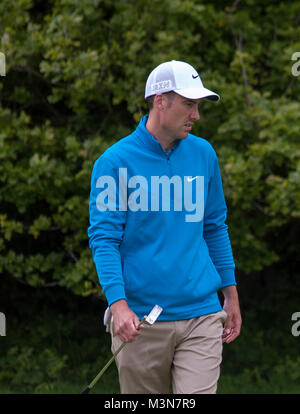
0, 277, 118, 393
0, 0, 299, 293
219, 356, 300, 394
0, 0, 299, 394
0, 346, 68, 393
0, 269, 299, 394
0, 314, 118, 394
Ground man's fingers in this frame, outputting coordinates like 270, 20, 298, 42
222, 327, 231, 337
222, 314, 241, 343
110, 301, 143, 342
117, 318, 143, 342
222, 322, 241, 343
222, 327, 232, 343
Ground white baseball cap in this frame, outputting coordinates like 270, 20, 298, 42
145, 60, 220, 101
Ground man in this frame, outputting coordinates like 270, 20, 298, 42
88, 60, 242, 394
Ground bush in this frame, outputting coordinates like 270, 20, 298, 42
0, 0, 299, 394
0, 0, 299, 295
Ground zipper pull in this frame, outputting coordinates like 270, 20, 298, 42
164, 149, 170, 160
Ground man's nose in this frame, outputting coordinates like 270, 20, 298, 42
191, 107, 200, 121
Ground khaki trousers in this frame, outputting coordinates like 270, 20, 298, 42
110, 310, 227, 394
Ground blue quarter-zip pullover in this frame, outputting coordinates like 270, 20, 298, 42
88, 115, 236, 321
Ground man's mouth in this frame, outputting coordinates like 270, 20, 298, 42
185, 123, 193, 130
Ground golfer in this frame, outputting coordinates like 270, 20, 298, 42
88, 60, 242, 394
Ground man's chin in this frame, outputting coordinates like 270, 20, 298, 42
180, 131, 190, 139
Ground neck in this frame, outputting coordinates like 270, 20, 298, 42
146, 113, 177, 151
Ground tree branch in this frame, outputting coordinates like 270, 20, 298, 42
68, 249, 78, 263
231, 30, 254, 106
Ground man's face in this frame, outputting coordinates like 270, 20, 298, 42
160, 93, 202, 140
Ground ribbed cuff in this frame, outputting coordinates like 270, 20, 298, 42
103, 284, 127, 307
218, 268, 237, 288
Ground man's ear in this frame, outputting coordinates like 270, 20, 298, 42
154, 94, 166, 111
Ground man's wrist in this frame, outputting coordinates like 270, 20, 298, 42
221, 285, 239, 300
110, 299, 129, 315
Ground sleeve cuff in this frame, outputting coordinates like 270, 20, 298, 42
103, 283, 127, 307
218, 268, 237, 288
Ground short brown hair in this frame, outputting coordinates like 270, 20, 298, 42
146, 91, 176, 111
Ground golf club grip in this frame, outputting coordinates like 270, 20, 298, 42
80, 385, 91, 394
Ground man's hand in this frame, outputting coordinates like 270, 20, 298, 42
221, 285, 242, 344
110, 299, 143, 343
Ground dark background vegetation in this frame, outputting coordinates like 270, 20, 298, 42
0, 0, 299, 393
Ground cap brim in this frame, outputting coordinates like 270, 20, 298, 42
175, 87, 220, 101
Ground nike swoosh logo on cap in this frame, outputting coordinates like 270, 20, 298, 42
192, 74, 199, 79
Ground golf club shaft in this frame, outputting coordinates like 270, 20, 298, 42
80, 317, 146, 394
89, 341, 126, 389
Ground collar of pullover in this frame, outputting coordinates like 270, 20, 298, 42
135, 115, 182, 158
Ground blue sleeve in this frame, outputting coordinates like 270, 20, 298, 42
88, 154, 127, 306
203, 149, 237, 288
